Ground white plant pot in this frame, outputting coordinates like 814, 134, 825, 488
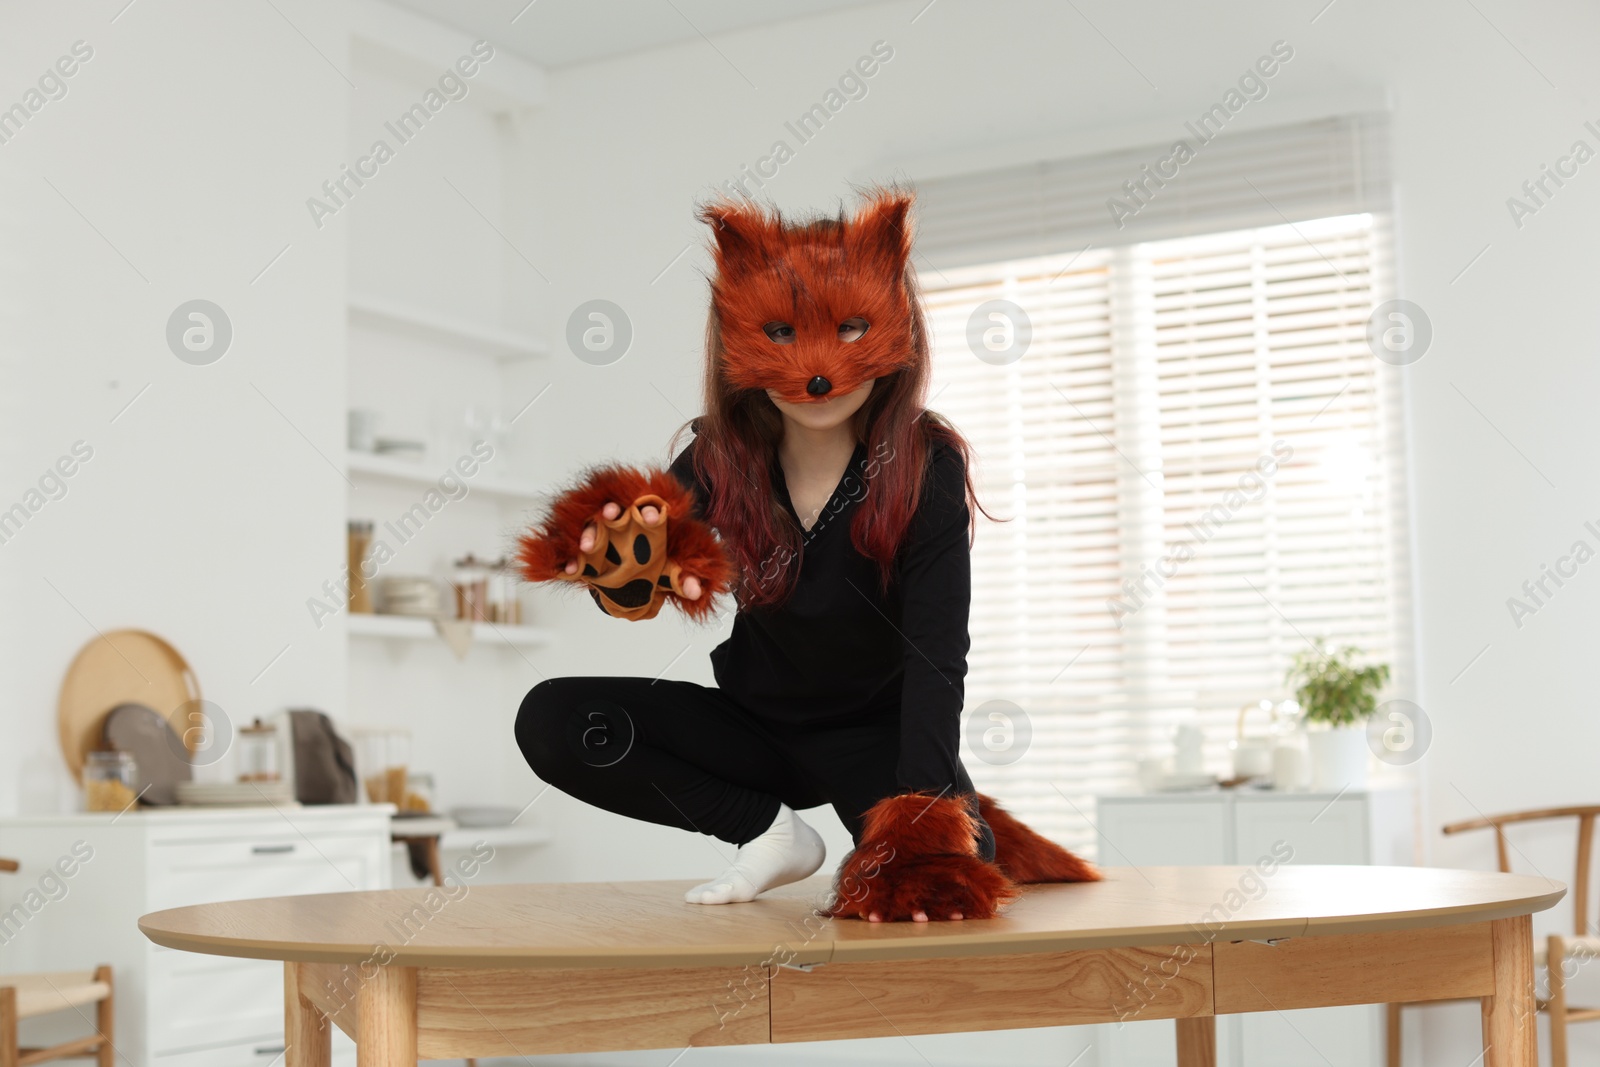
1306, 725, 1370, 792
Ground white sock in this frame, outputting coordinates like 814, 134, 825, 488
684, 803, 826, 905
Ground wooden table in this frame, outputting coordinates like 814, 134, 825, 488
138, 865, 1562, 1066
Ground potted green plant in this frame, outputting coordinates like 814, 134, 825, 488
1286, 640, 1390, 790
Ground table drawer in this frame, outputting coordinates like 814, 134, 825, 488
149, 834, 383, 911
771, 944, 1215, 1041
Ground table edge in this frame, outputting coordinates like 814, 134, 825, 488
138, 878, 1565, 969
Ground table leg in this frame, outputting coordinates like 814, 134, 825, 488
1175, 1016, 1216, 1067
357, 966, 417, 1067
285, 962, 331, 1067
1481, 915, 1537, 1067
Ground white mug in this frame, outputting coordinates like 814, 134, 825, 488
1272, 742, 1309, 791
1230, 738, 1273, 779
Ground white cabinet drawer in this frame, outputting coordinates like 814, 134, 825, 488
1097, 797, 1230, 866
148, 834, 384, 912
150, 1030, 356, 1062
154, 1041, 290, 1067
1234, 796, 1368, 865
154, 1037, 355, 1067
0, 808, 383, 1067
149, 951, 280, 1056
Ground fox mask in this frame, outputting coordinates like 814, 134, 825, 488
698, 189, 918, 406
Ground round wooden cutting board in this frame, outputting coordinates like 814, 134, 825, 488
57, 630, 201, 784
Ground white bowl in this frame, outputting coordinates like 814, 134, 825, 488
449, 805, 519, 828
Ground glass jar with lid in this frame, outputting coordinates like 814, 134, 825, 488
238, 718, 281, 782
85, 750, 139, 813
487, 556, 522, 624
353, 727, 412, 807
452, 553, 490, 622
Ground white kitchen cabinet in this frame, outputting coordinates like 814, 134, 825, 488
1095, 786, 1414, 1067
0, 805, 390, 1067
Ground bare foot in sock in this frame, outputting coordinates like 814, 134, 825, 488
685, 803, 826, 905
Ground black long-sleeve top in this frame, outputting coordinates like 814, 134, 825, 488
668, 423, 973, 797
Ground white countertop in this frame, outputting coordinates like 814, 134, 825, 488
0, 803, 396, 827
1097, 780, 1413, 801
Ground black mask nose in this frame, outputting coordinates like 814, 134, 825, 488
806, 375, 832, 397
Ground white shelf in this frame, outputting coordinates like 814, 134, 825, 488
346, 449, 551, 502
440, 824, 552, 850
348, 294, 550, 362
347, 612, 554, 648
389, 817, 553, 852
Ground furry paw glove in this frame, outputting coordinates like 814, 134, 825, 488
826, 792, 1101, 922
826, 792, 1017, 921
516, 465, 735, 622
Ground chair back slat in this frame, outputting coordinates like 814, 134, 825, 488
1442, 804, 1600, 937
1578, 813, 1594, 936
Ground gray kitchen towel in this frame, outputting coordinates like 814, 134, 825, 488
288, 709, 358, 805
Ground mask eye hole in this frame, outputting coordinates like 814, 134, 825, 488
838, 317, 869, 343
763, 322, 796, 345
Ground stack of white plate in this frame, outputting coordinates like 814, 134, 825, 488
379, 576, 442, 616
176, 781, 298, 807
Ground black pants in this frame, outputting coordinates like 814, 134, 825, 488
515, 676, 986, 852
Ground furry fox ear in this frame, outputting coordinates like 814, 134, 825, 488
696, 197, 776, 273
847, 188, 915, 276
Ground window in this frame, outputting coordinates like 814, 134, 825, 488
919, 119, 1412, 853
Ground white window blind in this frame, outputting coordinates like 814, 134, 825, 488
913, 113, 1390, 264
919, 117, 1412, 854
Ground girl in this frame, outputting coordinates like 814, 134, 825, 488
514, 187, 1095, 922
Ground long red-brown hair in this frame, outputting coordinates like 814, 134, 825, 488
673, 185, 994, 610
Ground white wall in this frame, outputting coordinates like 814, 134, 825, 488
339, 34, 559, 885
0, 1, 351, 809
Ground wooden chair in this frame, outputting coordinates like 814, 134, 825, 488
1387, 805, 1600, 1067
0, 858, 116, 1067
